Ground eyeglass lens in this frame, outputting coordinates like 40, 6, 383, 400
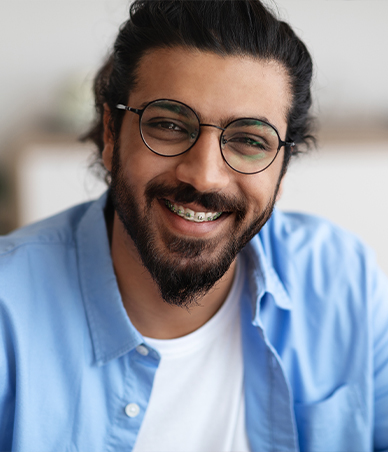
140, 100, 280, 174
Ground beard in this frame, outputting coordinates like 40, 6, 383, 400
109, 144, 280, 308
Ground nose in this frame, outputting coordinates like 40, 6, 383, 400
175, 127, 231, 192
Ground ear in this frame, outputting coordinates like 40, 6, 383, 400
102, 103, 114, 173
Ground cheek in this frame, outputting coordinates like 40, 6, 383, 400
119, 119, 192, 187
119, 121, 158, 182
241, 157, 284, 209
119, 139, 175, 191
243, 179, 275, 206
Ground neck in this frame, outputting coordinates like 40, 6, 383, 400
109, 212, 236, 339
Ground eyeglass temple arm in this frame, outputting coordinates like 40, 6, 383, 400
116, 104, 142, 116
280, 139, 296, 148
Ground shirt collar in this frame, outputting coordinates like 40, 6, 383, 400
241, 225, 292, 326
76, 192, 144, 366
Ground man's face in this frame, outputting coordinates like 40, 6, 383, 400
103, 48, 291, 306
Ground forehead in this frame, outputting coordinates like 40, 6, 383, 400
130, 47, 292, 131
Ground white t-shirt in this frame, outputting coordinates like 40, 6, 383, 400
133, 257, 250, 452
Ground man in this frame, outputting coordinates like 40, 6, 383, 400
1, 1, 387, 451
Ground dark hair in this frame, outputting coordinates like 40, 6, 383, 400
83, 0, 315, 181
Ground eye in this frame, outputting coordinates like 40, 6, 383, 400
237, 136, 266, 149
142, 116, 192, 143
224, 133, 270, 152
147, 119, 187, 133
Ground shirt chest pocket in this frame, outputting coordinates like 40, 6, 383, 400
294, 384, 369, 452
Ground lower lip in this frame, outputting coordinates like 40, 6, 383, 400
157, 199, 229, 237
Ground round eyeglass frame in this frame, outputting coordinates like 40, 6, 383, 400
116, 99, 295, 175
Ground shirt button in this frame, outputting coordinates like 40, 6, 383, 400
136, 345, 149, 356
125, 403, 140, 418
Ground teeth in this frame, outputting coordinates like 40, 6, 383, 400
165, 200, 222, 222
185, 208, 195, 219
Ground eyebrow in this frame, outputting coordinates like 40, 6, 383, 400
227, 118, 272, 127
219, 114, 275, 130
138, 100, 192, 116
151, 101, 193, 118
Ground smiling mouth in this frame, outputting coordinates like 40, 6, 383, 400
164, 199, 223, 223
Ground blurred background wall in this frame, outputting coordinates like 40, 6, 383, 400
0, 0, 387, 272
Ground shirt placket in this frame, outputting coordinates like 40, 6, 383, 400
240, 279, 299, 452
105, 343, 161, 452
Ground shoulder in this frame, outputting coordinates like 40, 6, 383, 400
0, 201, 92, 260
0, 201, 96, 313
0, 199, 100, 356
260, 208, 372, 273
257, 209, 385, 313
264, 208, 367, 253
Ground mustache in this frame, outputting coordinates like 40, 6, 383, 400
145, 181, 248, 218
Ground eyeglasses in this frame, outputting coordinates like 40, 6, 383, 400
116, 99, 294, 175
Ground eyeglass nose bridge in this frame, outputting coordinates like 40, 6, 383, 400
199, 123, 225, 132
193, 123, 226, 147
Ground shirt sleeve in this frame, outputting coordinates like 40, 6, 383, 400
371, 258, 388, 451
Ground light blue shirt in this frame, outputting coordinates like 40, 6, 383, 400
1, 192, 387, 452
